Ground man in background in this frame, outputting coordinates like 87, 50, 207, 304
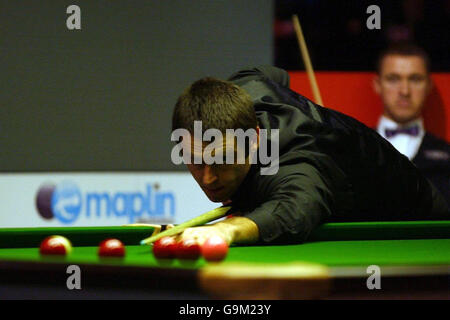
373, 43, 449, 205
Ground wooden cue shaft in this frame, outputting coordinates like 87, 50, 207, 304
140, 206, 231, 245
292, 14, 323, 106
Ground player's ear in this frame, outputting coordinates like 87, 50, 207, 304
247, 126, 259, 162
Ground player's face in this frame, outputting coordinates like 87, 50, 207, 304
184, 136, 256, 203
374, 55, 432, 124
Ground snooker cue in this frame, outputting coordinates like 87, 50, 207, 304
292, 14, 324, 106
140, 206, 232, 245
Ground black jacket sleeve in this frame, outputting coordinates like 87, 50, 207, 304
243, 161, 334, 244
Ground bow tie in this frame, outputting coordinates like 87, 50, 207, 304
385, 125, 420, 138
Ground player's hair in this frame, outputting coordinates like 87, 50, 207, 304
172, 77, 257, 134
376, 43, 431, 74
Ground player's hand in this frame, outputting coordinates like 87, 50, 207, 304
166, 216, 258, 246
174, 216, 259, 246
176, 224, 233, 246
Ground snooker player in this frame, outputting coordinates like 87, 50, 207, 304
373, 43, 450, 205
170, 65, 449, 246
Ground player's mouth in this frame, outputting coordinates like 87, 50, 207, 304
204, 186, 225, 196
397, 99, 411, 108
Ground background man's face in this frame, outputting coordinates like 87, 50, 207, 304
374, 54, 432, 124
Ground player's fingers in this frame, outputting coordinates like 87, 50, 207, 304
179, 228, 198, 242
151, 225, 162, 237
179, 227, 216, 245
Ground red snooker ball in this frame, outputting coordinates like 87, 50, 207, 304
202, 236, 228, 261
176, 239, 201, 260
153, 236, 177, 259
40, 235, 72, 255
98, 238, 125, 257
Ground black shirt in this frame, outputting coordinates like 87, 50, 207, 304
227, 66, 449, 244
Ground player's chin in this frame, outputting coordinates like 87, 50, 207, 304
204, 189, 228, 202
391, 110, 418, 123
206, 194, 227, 203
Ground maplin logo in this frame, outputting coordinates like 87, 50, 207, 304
35, 181, 175, 224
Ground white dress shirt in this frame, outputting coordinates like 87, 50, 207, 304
377, 116, 425, 160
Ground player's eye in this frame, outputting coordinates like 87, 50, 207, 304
187, 153, 204, 165
409, 75, 425, 83
385, 75, 400, 83
223, 152, 237, 163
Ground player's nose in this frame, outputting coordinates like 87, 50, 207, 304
202, 165, 218, 185
399, 80, 410, 96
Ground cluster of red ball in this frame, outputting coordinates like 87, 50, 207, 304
39, 235, 229, 261
153, 236, 228, 261
39, 235, 126, 257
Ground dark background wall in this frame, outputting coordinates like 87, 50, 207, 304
0, 0, 273, 172
2, 0, 448, 172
